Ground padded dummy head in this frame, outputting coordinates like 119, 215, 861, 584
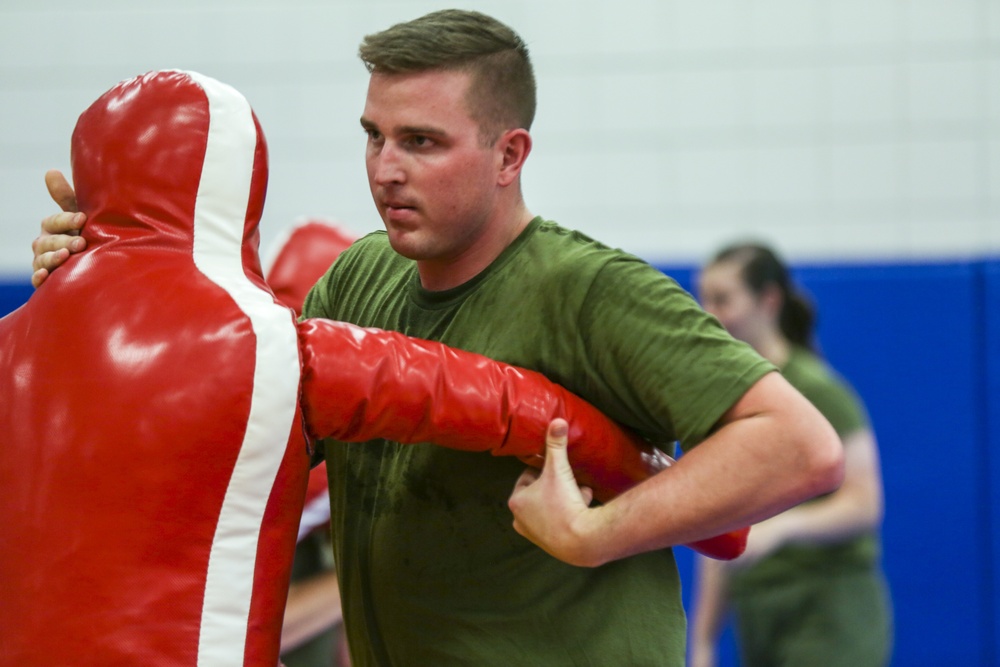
72, 69, 270, 277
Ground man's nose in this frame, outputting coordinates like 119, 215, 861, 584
372, 142, 406, 185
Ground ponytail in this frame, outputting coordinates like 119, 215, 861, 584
780, 290, 815, 350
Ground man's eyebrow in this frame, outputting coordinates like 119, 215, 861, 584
398, 125, 447, 138
359, 117, 447, 138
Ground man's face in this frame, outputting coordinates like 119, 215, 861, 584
361, 69, 503, 265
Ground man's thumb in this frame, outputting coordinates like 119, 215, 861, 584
45, 169, 79, 213
544, 418, 572, 473
545, 419, 593, 504
547, 418, 568, 445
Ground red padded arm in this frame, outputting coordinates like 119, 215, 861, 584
298, 318, 748, 560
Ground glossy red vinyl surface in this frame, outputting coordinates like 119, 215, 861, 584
0, 71, 308, 666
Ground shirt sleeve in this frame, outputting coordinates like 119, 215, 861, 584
576, 256, 775, 449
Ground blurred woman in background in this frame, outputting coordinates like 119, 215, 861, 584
690, 242, 892, 667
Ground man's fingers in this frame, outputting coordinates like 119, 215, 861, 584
45, 169, 79, 213
40, 211, 86, 237
32, 212, 88, 281
508, 418, 599, 566
32, 223, 84, 256
30, 268, 49, 289
30, 250, 71, 285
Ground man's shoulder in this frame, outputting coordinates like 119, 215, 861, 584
533, 219, 615, 253
505, 219, 693, 327
526, 218, 649, 276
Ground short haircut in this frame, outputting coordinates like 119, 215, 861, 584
358, 9, 537, 144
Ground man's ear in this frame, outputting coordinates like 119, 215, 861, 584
496, 128, 532, 187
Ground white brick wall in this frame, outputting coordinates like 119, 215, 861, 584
1, 0, 996, 275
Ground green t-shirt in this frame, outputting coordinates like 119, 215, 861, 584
729, 345, 879, 594
302, 217, 773, 666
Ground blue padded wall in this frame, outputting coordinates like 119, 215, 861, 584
800, 261, 989, 667
0, 278, 32, 317
664, 260, 993, 667
986, 260, 1000, 667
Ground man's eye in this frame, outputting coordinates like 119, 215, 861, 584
408, 136, 432, 148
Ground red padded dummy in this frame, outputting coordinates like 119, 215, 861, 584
0, 71, 306, 667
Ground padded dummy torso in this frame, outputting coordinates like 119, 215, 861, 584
0, 71, 308, 667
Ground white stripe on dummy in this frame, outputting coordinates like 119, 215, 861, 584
186, 70, 301, 667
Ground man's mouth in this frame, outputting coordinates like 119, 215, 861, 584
382, 200, 418, 225
383, 198, 414, 211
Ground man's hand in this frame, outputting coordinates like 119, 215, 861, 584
31, 170, 87, 288
508, 419, 606, 567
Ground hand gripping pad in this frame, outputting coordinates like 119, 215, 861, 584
298, 319, 749, 560
263, 225, 748, 558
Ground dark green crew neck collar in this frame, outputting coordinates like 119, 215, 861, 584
409, 216, 544, 309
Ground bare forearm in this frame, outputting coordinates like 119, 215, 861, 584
576, 373, 844, 565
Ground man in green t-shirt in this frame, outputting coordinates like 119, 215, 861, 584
31, 10, 844, 666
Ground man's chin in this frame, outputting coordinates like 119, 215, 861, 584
385, 230, 427, 261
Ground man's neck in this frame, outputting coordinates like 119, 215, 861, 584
416, 209, 534, 292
